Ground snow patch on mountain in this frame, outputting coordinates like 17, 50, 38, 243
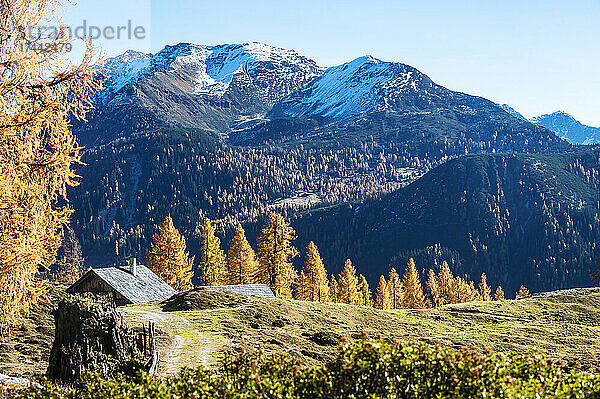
498, 104, 526, 121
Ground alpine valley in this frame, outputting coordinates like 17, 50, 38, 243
69, 42, 600, 294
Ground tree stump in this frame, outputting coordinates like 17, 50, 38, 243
46, 294, 155, 382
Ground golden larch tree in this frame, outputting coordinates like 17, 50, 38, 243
374, 275, 391, 309
337, 259, 360, 305
295, 271, 309, 300
467, 281, 479, 301
426, 269, 442, 307
478, 273, 492, 301
388, 267, 402, 309
0, 0, 102, 331
437, 261, 454, 305
199, 218, 227, 286
226, 223, 258, 285
400, 258, 426, 309
298, 241, 330, 302
494, 286, 505, 301
446, 277, 460, 304
147, 216, 194, 291
358, 274, 372, 307
450, 277, 478, 304
329, 275, 339, 303
256, 212, 298, 298
515, 285, 530, 300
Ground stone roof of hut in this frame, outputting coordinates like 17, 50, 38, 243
67, 264, 177, 304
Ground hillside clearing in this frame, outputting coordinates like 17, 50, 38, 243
120, 287, 600, 376
3, 285, 599, 381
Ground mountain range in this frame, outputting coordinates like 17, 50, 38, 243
76, 42, 322, 147
499, 104, 600, 145
67, 42, 599, 293
84, 42, 566, 152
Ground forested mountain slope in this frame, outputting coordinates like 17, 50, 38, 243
291, 152, 600, 294
70, 128, 422, 265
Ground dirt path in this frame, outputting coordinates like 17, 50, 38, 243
119, 305, 225, 376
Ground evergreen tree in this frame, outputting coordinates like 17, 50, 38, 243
426, 269, 442, 307
256, 212, 299, 299
590, 259, 600, 287
199, 218, 227, 286
478, 273, 492, 301
374, 275, 391, 309
494, 286, 505, 301
388, 268, 402, 309
358, 274, 372, 307
298, 242, 330, 302
400, 258, 426, 309
226, 223, 258, 285
338, 259, 360, 305
147, 216, 194, 291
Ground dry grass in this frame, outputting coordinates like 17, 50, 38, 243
4, 284, 600, 381
122, 287, 600, 375
0, 283, 66, 379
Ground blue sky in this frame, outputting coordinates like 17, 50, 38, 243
64, 0, 600, 125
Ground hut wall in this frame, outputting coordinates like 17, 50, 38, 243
73, 275, 129, 305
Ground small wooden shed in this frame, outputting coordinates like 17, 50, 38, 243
67, 259, 176, 305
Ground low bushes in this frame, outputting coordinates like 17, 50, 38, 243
11, 340, 600, 398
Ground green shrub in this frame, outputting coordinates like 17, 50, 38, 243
310, 331, 340, 346
10, 341, 600, 398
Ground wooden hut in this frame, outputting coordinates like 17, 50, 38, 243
67, 259, 176, 305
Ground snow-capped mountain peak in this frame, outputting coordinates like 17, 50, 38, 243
270, 56, 423, 121
349, 55, 381, 65
102, 50, 153, 96
530, 110, 574, 125
86, 42, 324, 143
530, 110, 600, 145
101, 42, 322, 100
500, 104, 600, 145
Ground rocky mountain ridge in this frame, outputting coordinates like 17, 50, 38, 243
499, 104, 600, 145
